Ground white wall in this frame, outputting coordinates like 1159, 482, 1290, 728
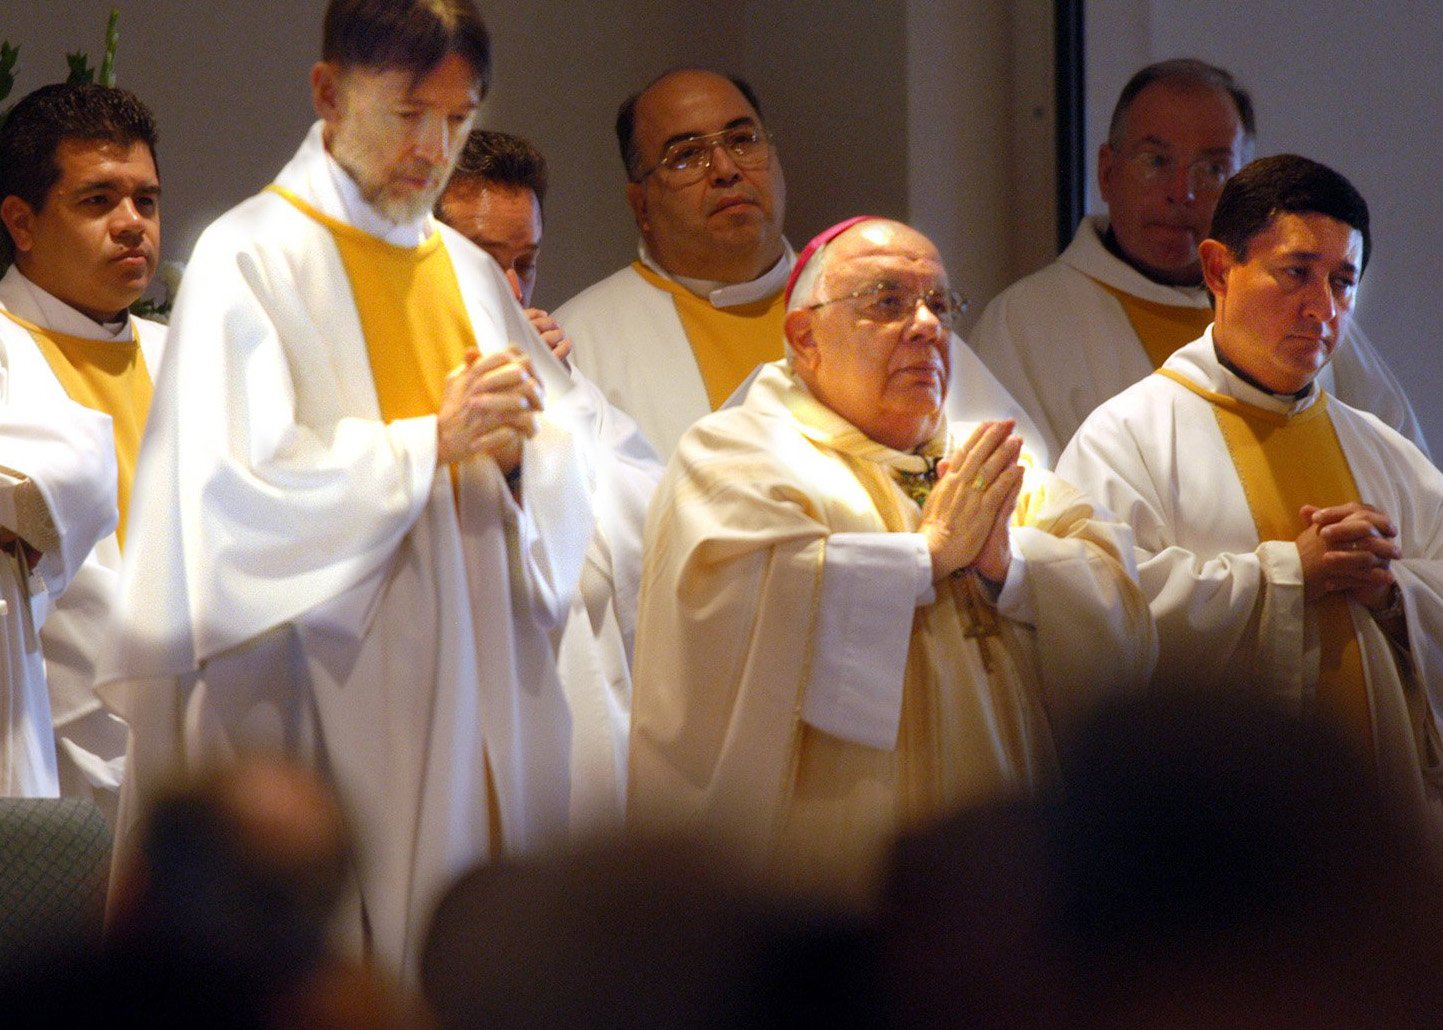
1085, 0, 1443, 449
3, 1, 1053, 318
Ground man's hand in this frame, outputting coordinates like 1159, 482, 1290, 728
1296, 502, 1400, 610
919, 420, 1025, 582
436, 347, 543, 474
526, 308, 573, 367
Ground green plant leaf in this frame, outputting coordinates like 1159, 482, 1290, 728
66, 50, 96, 84
99, 9, 119, 87
0, 41, 19, 105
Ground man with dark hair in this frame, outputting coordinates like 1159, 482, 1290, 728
438, 129, 561, 347
973, 58, 1425, 460
437, 130, 663, 832
1058, 155, 1443, 835
0, 82, 166, 812
101, 0, 604, 977
556, 68, 1038, 460
552, 68, 788, 458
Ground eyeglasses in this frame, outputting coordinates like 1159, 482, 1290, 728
1124, 149, 1239, 197
807, 283, 968, 331
633, 125, 773, 186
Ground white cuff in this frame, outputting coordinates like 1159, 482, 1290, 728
801, 532, 926, 750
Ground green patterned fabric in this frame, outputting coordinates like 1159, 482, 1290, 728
0, 799, 111, 967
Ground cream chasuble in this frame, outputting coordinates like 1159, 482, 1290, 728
629, 260, 785, 410
2, 310, 151, 547
631, 361, 1154, 897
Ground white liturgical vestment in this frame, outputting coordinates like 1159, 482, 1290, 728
98, 123, 607, 977
0, 317, 117, 796
973, 216, 1428, 460
1058, 333, 1443, 832
0, 267, 164, 819
630, 360, 1154, 895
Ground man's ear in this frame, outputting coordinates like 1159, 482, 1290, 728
311, 61, 344, 122
1096, 141, 1119, 207
1198, 238, 1233, 299
0, 195, 36, 256
785, 308, 819, 373
625, 180, 648, 233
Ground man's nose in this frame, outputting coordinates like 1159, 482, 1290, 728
112, 197, 146, 236
415, 114, 454, 166
908, 297, 947, 340
505, 267, 524, 304
706, 141, 742, 183
1300, 275, 1338, 323
1163, 162, 1197, 204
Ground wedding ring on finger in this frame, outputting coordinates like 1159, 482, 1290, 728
971, 473, 987, 491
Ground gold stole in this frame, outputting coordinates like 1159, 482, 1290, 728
1158, 367, 1372, 756
266, 185, 474, 421
631, 260, 785, 410
1092, 277, 1214, 368
2, 309, 152, 548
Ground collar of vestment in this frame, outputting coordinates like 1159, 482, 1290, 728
0, 265, 132, 341
1159, 329, 1323, 420
1060, 214, 1211, 309
637, 238, 795, 308
746, 360, 948, 476
276, 121, 435, 248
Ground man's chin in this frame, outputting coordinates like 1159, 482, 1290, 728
370, 179, 446, 224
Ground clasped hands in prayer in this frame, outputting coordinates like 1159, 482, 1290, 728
919, 419, 1024, 585
437, 346, 542, 473
1297, 501, 1401, 612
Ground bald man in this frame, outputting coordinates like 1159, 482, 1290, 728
629, 217, 1153, 898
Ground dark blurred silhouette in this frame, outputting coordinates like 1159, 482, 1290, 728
881, 690, 1443, 1027
0, 756, 419, 1027
422, 834, 880, 1028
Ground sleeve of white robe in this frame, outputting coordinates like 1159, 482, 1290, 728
1057, 405, 1306, 696
0, 393, 117, 608
0, 377, 117, 797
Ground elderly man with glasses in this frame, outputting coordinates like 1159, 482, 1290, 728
555, 67, 1040, 460
628, 217, 1154, 900
971, 58, 1426, 460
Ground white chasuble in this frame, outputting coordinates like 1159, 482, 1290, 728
1058, 332, 1443, 835
98, 123, 597, 978
0, 267, 165, 815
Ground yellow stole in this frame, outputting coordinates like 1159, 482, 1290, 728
2, 309, 152, 548
1092, 277, 1214, 368
1158, 367, 1372, 756
266, 185, 474, 421
631, 260, 785, 409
